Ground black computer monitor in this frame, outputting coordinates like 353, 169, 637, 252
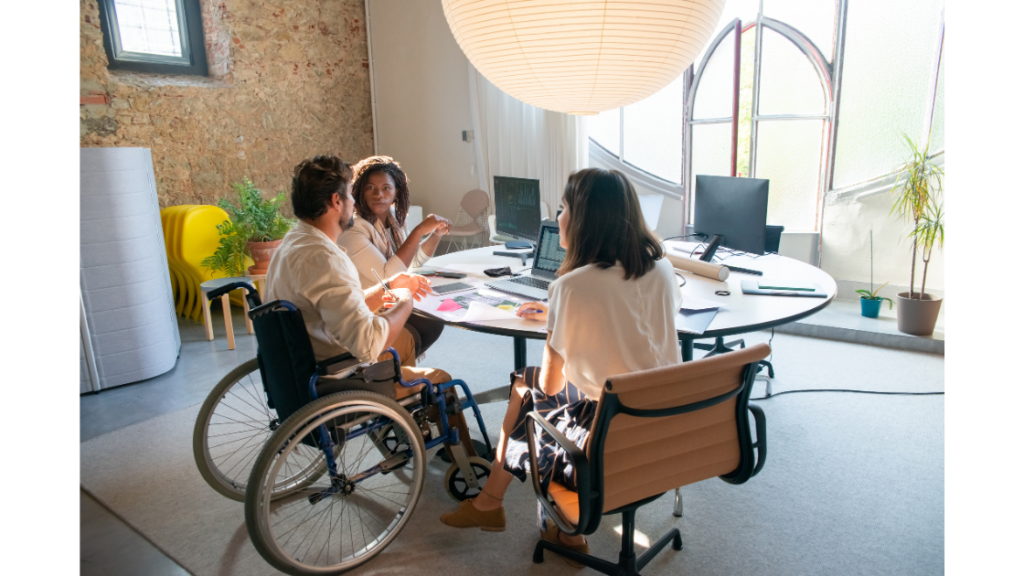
494, 176, 541, 244
694, 175, 769, 257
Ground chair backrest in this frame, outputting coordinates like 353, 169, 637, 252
765, 225, 784, 254
249, 301, 319, 423
460, 189, 490, 218
591, 343, 770, 514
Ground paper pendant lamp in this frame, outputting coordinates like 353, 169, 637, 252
443, 0, 726, 115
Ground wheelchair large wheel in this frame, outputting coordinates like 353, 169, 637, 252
193, 358, 325, 501
245, 391, 426, 576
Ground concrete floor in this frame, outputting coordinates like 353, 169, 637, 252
80, 297, 941, 575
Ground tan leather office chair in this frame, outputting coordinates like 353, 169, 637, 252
527, 344, 770, 575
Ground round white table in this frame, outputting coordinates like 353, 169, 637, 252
418, 241, 836, 368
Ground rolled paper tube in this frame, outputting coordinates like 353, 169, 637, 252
665, 252, 730, 282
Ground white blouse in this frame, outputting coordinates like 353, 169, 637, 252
546, 257, 683, 400
337, 215, 431, 289
264, 220, 390, 363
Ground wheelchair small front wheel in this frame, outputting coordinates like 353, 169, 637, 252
444, 456, 492, 502
246, 391, 426, 576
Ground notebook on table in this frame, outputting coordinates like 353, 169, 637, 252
741, 280, 828, 298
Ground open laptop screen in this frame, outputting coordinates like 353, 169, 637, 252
534, 224, 565, 275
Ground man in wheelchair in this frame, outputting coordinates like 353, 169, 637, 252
193, 154, 496, 576
266, 154, 444, 394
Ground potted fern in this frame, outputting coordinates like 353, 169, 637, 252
202, 178, 295, 277
889, 135, 944, 335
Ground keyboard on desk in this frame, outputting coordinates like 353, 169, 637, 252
506, 276, 550, 289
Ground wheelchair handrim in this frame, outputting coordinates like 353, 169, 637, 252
255, 399, 425, 573
196, 359, 324, 499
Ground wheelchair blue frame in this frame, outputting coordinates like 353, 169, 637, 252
205, 282, 495, 503
303, 347, 494, 501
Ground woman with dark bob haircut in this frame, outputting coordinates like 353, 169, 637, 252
439, 168, 683, 561
338, 156, 452, 359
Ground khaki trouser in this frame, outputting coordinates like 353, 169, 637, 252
376, 327, 451, 399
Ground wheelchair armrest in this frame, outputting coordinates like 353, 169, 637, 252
316, 353, 361, 377
525, 411, 592, 536
748, 403, 767, 478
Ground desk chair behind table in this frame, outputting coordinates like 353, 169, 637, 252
192, 282, 498, 576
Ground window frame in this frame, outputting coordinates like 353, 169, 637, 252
591, 0, 945, 232
97, 0, 208, 76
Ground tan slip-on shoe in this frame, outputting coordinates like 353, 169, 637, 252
540, 524, 590, 568
439, 498, 506, 532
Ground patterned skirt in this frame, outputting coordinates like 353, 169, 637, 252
503, 367, 598, 527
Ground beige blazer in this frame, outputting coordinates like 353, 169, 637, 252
337, 215, 431, 289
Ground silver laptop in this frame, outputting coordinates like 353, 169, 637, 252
486, 221, 565, 301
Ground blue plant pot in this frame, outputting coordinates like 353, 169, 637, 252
860, 298, 882, 318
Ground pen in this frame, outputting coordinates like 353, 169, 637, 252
520, 309, 544, 314
371, 269, 395, 300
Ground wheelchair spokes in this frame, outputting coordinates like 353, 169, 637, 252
246, 392, 426, 575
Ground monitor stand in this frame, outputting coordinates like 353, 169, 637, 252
505, 240, 534, 250
699, 234, 725, 263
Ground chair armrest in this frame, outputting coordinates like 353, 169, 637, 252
748, 403, 767, 478
315, 353, 361, 377
525, 411, 591, 536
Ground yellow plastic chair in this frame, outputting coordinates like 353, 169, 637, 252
180, 205, 232, 321
161, 205, 195, 316
181, 206, 254, 321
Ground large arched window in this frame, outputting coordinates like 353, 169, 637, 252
589, 0, 945, 234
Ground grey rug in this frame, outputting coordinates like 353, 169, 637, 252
80, 331, 944, 576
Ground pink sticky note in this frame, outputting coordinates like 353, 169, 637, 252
436, 298, 462, 312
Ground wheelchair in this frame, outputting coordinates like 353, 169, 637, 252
192, 282, 495, 575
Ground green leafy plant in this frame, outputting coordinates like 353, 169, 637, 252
201, 220, 250, 277
201, 177, 295, 277
889, 134, 943, 300
856, 282, 894, 310
218, 177, 294, 242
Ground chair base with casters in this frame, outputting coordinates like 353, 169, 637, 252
694, 337, 775, 396
527, 344, 770, 576
534, 496, 683, 576
192, 282, 498, 576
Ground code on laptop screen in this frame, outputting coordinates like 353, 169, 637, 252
534, 226, 566, 273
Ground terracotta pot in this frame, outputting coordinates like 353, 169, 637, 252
895, 292, 943, 336
246, 239, 282, 275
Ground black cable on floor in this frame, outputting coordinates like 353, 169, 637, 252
751, 388, 944, 401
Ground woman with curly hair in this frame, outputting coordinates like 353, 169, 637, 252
338, 155, 452, 358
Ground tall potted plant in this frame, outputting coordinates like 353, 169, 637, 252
889, 135, 944, 335
202, 178, 294, 276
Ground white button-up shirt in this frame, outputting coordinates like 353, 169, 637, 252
265, 220, 389, 363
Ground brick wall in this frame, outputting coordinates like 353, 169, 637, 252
80, 0, 374, 211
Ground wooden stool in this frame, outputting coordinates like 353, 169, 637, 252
200, 278, 255, 350
244, 271, 268, 304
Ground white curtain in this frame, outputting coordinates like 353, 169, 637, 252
468, 62, 589, 216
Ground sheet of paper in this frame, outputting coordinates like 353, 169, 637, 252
436, 298, 462, 312
460, 301, 520, 323
680, 295, 724, 311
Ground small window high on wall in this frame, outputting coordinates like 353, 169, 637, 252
98, 0, 208, 76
